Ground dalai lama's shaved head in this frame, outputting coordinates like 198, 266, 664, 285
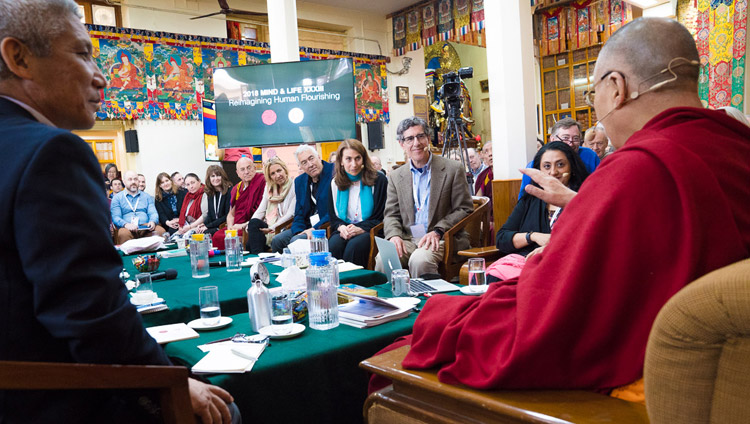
597, 17, 699, 92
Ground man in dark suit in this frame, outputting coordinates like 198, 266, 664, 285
376, 117, 473, 277
271, 145, 335, 252
0, 1, 235, 422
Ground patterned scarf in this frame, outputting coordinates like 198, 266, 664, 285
265, 178, 293, 226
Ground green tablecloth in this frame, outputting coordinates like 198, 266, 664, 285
125, 254, 387, 328
165, 284, 417, 424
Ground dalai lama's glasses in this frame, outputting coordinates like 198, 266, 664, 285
583, 71, 614, 107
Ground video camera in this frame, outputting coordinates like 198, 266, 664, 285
438, 67, 473, 117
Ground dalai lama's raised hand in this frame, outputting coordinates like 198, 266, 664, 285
520, 168, 577, 208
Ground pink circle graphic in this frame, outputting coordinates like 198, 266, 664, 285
261, 109, 277, 125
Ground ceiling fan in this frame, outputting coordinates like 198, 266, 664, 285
191, 0, 266, 20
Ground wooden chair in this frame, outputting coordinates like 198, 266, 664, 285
440, 196, 491, 281
367, 222, 385, 270
0, 361, 194, 424
360, 346, 648, 424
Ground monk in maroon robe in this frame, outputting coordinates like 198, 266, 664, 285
371, 17, 750, 394
212, 156, 265, 249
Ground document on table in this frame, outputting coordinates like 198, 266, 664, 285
146, 323, 199, 344
192, 341, 267, 374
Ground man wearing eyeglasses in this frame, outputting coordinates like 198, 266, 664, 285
517, 117, 600, 199
377, 116, 473, 277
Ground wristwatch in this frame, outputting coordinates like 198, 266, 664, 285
526, 232, 533, 244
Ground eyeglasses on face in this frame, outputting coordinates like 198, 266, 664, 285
555, 134, 582, 145
401, 132, 428, 146
583, 70, 615, 107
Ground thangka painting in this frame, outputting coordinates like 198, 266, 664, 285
151, 45, 196, 104
354, 61, 389, 123
98, 39, 147, 102
201, 48, 239, 101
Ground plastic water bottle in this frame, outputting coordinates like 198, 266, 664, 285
224, 230, 242, 272
281, 247, 294, 268
306, 252, 339, 330
310, 229, 329, 253
247, 274, 272, 332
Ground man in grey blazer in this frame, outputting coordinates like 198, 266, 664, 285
377, 117, 473, 277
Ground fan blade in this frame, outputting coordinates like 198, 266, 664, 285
190, 11, 226, 20
226, 9, 267, 16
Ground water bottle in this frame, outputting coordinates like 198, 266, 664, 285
310, 229, 329, 253
247, 273, 272, 332
306, 252, 339, 330
224, 229, 242, 272
189, 234, 210, 278
281, 247, 294, 268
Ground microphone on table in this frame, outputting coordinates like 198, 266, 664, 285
209, 261, 226, 268
150, 268, 178, 281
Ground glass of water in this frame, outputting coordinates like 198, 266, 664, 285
467, 258, 486, 292
271, 291, 293, 335
199, 286, 221, 326
391, 269, 410, 296
133, 273, 156, 305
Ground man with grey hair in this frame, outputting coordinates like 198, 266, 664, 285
466, 147, 486, 179
0, 1, 238, 422
271, 144, 334, 252
583, 122, 611, 159
376, 116, 473, 277
518, 116, 600, 199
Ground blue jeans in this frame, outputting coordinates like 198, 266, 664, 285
271, 229, 308, 253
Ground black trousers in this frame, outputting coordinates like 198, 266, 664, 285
245, 218, 269, 254
329, 231, 371, 268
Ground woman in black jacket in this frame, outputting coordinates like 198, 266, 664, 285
196, 165, 232, 236
154, 172, 186, 235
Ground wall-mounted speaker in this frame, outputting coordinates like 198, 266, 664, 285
124, 129, 139, 153
366, 121, 383, 150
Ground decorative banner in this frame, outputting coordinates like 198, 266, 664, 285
471, 0, 485, 31
422, 2, 438, 46
354, 61, 389, 123
87, 24, 388, 122
393, 14, 407, 56
438, 0, 454, 41
454, 0, 471, 37
406, 9, 422, 52
570, 0, 595, 50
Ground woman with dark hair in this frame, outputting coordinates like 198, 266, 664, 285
177, 173, 205, 235
154, 172, 186, 235
104, 163, 120, 196
196, 165, 232, 236
246, 157, 296, 253
488, 141, 589, 282
327, 139, 388, 267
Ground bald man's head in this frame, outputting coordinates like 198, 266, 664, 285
598, 18, 699, 93
236, 156, 256, 184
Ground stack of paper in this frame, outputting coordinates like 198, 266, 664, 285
119, 236, 164, 255
338, 293, 413, 328
146, 323, 199, 344
192, 341, 267, 374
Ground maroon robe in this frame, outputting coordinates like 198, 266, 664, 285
379, 107, 750, 392
212, 172, 265, 249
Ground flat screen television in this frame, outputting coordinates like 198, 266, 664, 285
213, 58, 356, 147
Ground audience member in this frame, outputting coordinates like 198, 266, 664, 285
154, 171, 186, 235
109, 177, 124, 198
328, 139, 387, 267
137, 173, 147, 192
371, 155, 386, 175
104, 162, 120, 194
0, 1, 237, 421
371, 17, 750, 397
212, 156, 265, 249
111, 170, 165, 244
474, 142, 493, 198
177, 173, 205, 235
271, 145, 334, 252
376, 117, 473, 277
518, 117, 600, 199
489, 142, 588, 281
466, 147, 486, 179
171, 171, 185, 189
197, 165, 232, 237
583, 123, 610, 159
328, 151, 337, 163
219, 146, 252, 184
246, 157, 296, 253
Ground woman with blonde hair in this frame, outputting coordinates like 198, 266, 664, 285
327, 139, 387, 267
196, 165, 233, 236
246, 157, 297, 253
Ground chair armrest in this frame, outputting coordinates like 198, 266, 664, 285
457, 246, 499, 258
273, 217, 293, 234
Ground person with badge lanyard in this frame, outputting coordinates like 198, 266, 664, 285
327, 139, 387, 267
195, 165, 232, 237
111, 170, 165, 244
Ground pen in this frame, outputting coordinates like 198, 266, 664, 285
204, 336, 233, 345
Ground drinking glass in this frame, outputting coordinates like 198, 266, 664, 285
391, 269, 410, 296
270, 291, 293, 335
199, 286, 221, 326
467, 258, 486, 291
133, 273, 155, 305
190, 237, 210, 278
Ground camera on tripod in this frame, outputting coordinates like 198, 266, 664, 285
439, 66, 473, 116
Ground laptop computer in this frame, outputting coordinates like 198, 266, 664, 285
375, 237, 460, 294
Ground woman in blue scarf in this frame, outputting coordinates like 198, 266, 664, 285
328, 139, 388, 268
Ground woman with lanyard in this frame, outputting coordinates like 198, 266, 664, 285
246, 157, 296, 254
327, 139, 388, 268
177, 173, 205, 235
154, 172, 186, 235
194, 165, 232, 237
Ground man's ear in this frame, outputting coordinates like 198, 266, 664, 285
609, 72, 628, 110
0, 37, 34, 80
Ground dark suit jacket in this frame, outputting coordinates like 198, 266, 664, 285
155, 187, 186, 233
0, 98, 170, 423
383, 154, 474, 251
204, 190, 231, 231
291, 160, 335, 235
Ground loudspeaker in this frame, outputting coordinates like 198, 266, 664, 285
124, 129, 139, 153
366, 121, 383, 150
